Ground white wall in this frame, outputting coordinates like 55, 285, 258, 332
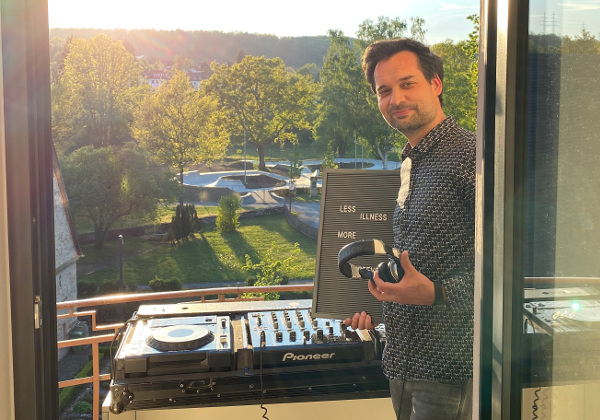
103, 397, 396, 420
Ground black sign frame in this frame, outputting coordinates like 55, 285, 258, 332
312, 169, 401, 324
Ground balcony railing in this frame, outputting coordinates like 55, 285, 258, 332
56, 283, 314, 420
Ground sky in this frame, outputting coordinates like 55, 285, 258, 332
48, 0, 481, 43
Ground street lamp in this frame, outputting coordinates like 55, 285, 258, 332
243, 116, 247, 184
118, 235, 124, 290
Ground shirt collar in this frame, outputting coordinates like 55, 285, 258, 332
401, 116, 457, 161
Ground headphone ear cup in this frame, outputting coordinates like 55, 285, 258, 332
376, 261, 398, 283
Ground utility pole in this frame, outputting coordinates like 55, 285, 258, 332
118, 235, 124, 321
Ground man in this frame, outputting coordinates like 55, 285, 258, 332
344, 39, 475, 420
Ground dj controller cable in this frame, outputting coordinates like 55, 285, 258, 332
259, 331, 270, 420
524, 318, 543, 420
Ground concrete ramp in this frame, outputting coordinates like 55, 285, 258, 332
208, 178, 246, 190
241, 190, 285, 205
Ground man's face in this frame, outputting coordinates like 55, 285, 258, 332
373, 51, 443, 138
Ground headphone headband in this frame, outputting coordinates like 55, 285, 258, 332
338, 239, 397, 279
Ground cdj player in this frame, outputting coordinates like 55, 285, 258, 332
113, 315, 233, 381
523, 287, 600, 386
109, 301, 389, 414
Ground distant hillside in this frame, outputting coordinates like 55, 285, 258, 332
49, 28, 331, 68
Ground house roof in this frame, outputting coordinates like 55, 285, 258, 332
53, 147, 82, 257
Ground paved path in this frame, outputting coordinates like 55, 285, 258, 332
288, 201, 321, 229
182, 158, 401, 193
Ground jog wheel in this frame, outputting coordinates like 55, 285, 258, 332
146, 325, 214, 351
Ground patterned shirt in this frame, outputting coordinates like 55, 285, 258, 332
382, 116, 475, 381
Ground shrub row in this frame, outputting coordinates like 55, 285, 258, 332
58, 350, 108, 412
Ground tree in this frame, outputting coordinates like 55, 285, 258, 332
134, 70, 229, 204
52, 34, 147, 153
290, 143, 303, 179
205, 56, 320, 170
168, 204, 201, 241
355, 16, 427, 50
321, 142, 338, 170
216, 195, 241, 233
562, 29, 600, 54
431, 34, 478, 132
234, 49, 246, 63
314, 30, 363, 158
60, 143, 178, 249
297, 63, 320, 82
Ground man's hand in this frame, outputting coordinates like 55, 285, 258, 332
343, 311, 378, 330
369, 251, 435, 306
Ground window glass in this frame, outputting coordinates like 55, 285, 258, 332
523, 1, 600, 418
48, 3, 479, 419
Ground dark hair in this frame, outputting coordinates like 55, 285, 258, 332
362, 38, 444, 107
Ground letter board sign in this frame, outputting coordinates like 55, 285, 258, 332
312, 169, 400, 324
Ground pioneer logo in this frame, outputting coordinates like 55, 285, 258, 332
282, 352, 335, 362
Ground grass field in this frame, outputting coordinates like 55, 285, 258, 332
294, 193, 321, 203
77, 214, 317, 287
74, 204, 221, 234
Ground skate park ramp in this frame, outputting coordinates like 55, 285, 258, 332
240, 190, 286, 205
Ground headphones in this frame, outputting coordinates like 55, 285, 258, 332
338, 239, 405, 285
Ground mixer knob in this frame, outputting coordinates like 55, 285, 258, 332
298, 319, 305, 328
276, 331, 283, 342
285, 319, 292, 329
325, 321, 330, 326
304, 330, 310, 341
327, 326, 334, 336
312, 319, 318, 328
273, 321, 279, 330
344, 329, 352, 339
257, 317, 262, 326
340, 323, 347, 331
221, 318, 226, 328
317, 329, 324, 341
289, 331, 296, 341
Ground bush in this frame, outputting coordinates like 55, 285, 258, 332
58, 359, 94, 412
124, 278, 138, 292
169, 204, 201, 241
73, 400, 93, 414
216, 195, 241, 233
245, 276, 256, 286
149, 277, 183, 292
99, 279, 119, 294
77, 279, 97, 298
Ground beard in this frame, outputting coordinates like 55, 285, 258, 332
386, 102, 437, 136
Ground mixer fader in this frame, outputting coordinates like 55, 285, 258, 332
247, 309, 376, 367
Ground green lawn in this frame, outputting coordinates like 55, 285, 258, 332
74, 204, 220, 234
78, 214, 317, 286
294, 193, 321, 203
